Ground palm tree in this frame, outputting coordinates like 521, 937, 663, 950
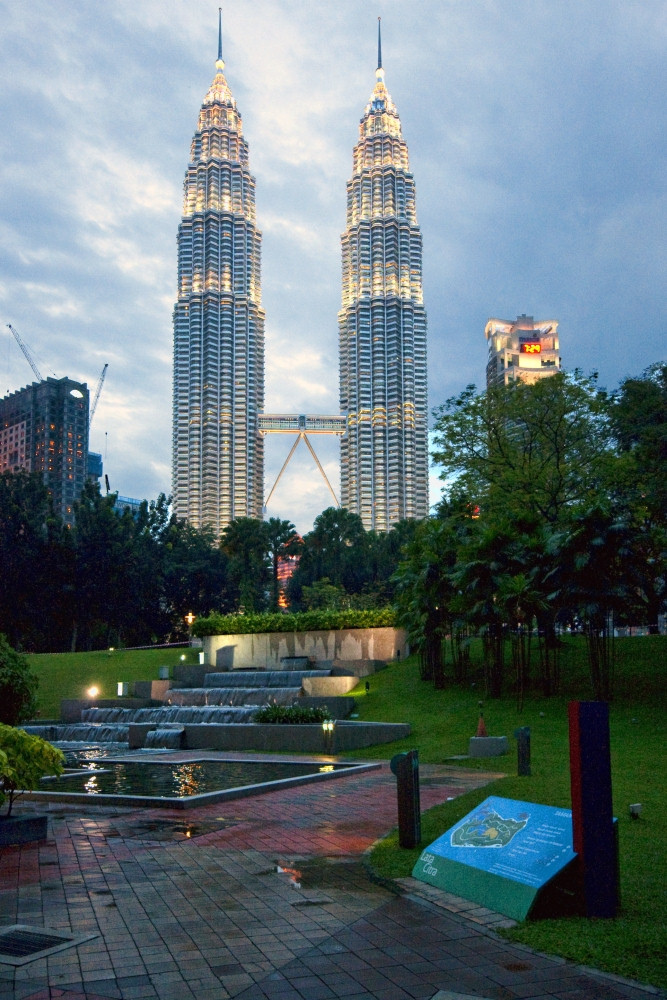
265, 518, 302, 611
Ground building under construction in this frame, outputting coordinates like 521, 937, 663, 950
0, 377, 89, 527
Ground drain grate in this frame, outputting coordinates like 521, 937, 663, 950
0, 925, 97, 967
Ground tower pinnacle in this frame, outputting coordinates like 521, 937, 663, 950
216, 7, 224, 71
377, 17, 382, 70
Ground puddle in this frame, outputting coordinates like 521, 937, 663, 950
103, 817, 239, 842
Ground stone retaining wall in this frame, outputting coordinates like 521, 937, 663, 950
128, 720, 410, 753
203, 627, 407, 669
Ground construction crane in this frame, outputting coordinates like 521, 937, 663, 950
7, 324, 42, 382
89, 363, 108, 426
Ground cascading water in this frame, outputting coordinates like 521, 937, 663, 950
29, 668, 333, 743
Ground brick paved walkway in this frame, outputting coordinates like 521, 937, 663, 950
0, 756, 662, 1000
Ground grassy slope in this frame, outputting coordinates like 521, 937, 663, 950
27, 647, 201, 718
346, 636, 667, 989
24, 636, 666, 986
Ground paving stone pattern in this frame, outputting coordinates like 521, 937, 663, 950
0, 757, 662, 1000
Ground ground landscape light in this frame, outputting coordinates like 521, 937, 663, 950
87, 686, 99, 699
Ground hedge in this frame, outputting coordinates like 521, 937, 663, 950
192, 608, 396, 637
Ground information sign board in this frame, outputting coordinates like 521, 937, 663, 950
412, 796, 578, 921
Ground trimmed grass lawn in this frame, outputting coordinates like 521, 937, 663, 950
27, 646, 201, 718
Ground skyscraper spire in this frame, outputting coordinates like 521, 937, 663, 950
377, 16, 382, 70
338, 21, 429, 530
172, 16, 265, 538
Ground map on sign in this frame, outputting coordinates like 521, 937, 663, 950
413, 796, 579, 920
450, 806, 528, 848
417, 796, 576, 890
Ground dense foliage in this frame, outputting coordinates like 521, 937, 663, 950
253, 704, 331, 724
394, 367, 666, 700
0, 634, 38, 724
192, 608, 396, 637
0, 364, 663, 662
0, 724, 64, 816
0, 474, 409, 651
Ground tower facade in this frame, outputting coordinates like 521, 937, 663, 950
485, 314, 561, 388
338, 24, 428, 531
172, 18, 264, 538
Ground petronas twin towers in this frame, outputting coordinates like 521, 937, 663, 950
172, 17, 428, 537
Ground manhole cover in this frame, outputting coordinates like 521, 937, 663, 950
0, 925, 97, 967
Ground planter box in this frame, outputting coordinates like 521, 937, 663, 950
468, 736, 509, 758
0, 814, 48, 846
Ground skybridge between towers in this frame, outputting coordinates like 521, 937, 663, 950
258, 413, 347, 510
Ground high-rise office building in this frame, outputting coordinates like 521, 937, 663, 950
172, 15, 264, 538
0, 376, 89, 527
338, 22, 429, 531
485, 314, 561, 388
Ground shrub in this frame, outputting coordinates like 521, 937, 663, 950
192, 607, 396, 636
254, 704, 331, 725
0, 724, 64, 817
0, 634, 38, 725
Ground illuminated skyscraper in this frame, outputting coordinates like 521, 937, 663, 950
485, 314, 561, 387
338, 22, 428, 531
172, 15, 264, 538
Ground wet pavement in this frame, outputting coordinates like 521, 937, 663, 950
0, 754, 662, 1000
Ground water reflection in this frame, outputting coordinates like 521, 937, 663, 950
43, 758, 349, 799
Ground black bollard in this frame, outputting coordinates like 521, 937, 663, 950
514, 725, 531, 776
390, 749, 421, 848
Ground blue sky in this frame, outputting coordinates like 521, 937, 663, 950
1, 0, 665, 533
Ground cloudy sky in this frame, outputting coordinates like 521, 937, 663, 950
1, 0, 665, 534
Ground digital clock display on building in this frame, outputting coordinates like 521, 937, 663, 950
520, 342, 541, 354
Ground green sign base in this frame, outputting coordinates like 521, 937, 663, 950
412, 796, 586, 922
412, 852, 580, 922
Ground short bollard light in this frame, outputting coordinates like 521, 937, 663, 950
322, 719, 335, 752
117, 682, 129, 697
514, 725, 531, 776
390, 749, 421, 848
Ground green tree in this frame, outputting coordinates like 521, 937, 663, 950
548, 501, 635, 700
0, 471, 52, 648
221, 517, 270, 611
71, 482, 148, 649
265, 517, 301, 611
432, 371, 613, 525
0, 634, 38, 725
301, 577, 348, 610
610, 363, 667, 633
0, 725, 64, 816
162, 519, 232, 633
290, 507, 368, 605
